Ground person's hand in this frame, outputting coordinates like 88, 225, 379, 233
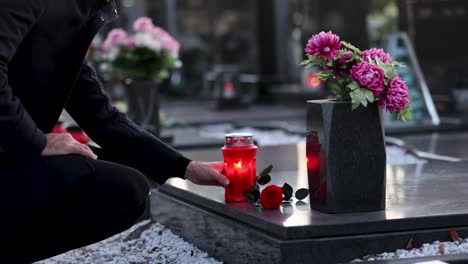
41, 133, 97, 159
184, 161, 229, 187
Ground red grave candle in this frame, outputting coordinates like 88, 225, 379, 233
222, 133, 257, 202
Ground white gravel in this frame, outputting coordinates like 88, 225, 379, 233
36, 220, 221, 264
353, 238, 468, 262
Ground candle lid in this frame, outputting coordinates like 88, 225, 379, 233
224, 133, 254, 147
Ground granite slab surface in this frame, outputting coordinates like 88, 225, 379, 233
159, 135, 468, 240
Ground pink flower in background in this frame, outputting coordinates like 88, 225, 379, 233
101, 29, 127, 58
362, 48, 393, 63
133, 17, 154, 32
107, 28, 127, 45
350, 62, 385, 96
379, 77, 409, 112
162, 35, 180, 58
305, 31, 342, 61
152, 27, 169, 38
134, 32, 162, 52
101, 17, 181, 82
126, 36, 136, 50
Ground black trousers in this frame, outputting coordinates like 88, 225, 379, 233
0, 148, 151, 263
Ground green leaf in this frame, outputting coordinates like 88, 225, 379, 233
346, 81, 361, 91
282, 183, 293, 200
306, 55, 326, 67
258, 165, 273, 178
374, 57, 385, 68
244, 189, 260, 203
316, 71, 332, 81
342, 41, 362, 55
350, 88, 374, 109
295, 189, 310, 200
300, 60, 310, 66
334, 49, 348, 61
329, 83, 343, 98
391, 61, 406, 68
257, 175, 271, 185
396, 105, 413, 121
254, 183, 260, 191
384, 68, 395, 82
347, 53, 362, 63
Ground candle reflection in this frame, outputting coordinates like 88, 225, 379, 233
306, 130, 325, 204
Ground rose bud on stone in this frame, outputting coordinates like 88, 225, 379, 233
260, 185, 284, 210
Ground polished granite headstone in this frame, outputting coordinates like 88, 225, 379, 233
151, 133, 468, 264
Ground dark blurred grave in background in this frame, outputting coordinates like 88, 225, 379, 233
398, 0, 468, 114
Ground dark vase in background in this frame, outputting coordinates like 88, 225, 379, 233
306, 100, 386, 214
125, 79, 161, 137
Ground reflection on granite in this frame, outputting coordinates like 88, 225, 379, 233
401, 132, 468, 160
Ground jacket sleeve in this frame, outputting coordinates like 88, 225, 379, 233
0, 0, 48, 160
65, 60, 191, 184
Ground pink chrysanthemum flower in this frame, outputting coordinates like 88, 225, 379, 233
334, 50, 357, 78
336, 51, 354, 68
362, 48, 393, 63
305, 31, 342, 61
379, 77, 409, 113
350, 62, 385, 96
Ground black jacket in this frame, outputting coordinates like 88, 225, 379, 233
0, 0, 190, 184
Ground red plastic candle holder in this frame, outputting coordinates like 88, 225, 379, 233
222, 133, 257, 202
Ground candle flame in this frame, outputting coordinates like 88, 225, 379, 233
234, 161, 242, 169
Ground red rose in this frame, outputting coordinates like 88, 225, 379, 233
260, 185, 283, 209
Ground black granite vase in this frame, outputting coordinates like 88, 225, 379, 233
126, 80, 161, 137
306, 100, 386, 214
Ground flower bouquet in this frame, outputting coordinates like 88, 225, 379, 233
302, 31, 397, 213
301, 31, 411, 120
101, 17, 180, 84
99, 17, 180, 136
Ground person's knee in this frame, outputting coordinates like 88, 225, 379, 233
92, 161, 150, 214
